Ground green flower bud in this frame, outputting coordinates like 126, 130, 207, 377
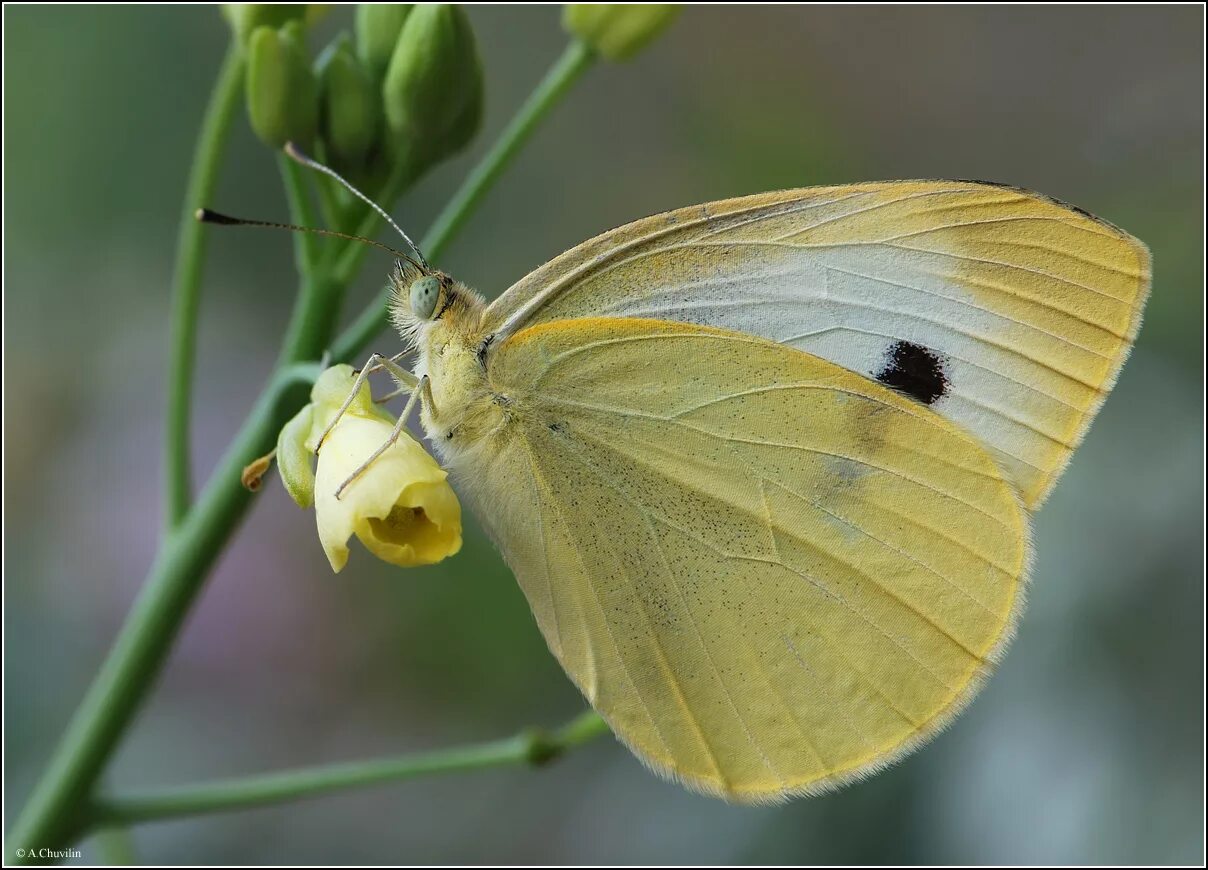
355, 4, 414, 81
383, 4, 484, 172
562, 4, 680, 61
316, 34, 382, 171
222, 4, 309, 45
246, 21, 319, 148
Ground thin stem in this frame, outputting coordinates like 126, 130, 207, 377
93, 825, 137, 865
87, 712, 609, 827
314, 171, 345, 233
91, 776, 137, 865
5, 365, 320, 857
330, 40, 596, 363
163, 45, 246, 531
325, 156, 417, 283
428, 40, 596, 260
278, 154, 320, 275
7, 40, 600, 860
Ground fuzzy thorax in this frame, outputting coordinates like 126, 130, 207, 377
388, 267, 502, 463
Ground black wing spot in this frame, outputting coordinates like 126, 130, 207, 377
876, 341, 948, 406
548, 421, 567, 434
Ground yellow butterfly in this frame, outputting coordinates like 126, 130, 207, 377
316, 179, 1151, 802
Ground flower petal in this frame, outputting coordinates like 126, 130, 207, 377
276, 402, 316, 508
305, 364, 392, 453
355, 480, 462, 567
313, 413, 461, 572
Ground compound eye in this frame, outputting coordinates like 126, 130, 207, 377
409, 276, 441, 320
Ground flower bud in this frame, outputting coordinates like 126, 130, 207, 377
355, 4, 414, 81
222, 4, 309, 45
246, 21, 319, 148
382, 4, 484, 172
316, 34, 382, 171
562, 4, 680, 61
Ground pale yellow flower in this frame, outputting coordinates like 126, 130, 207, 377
277, 365, 461, 573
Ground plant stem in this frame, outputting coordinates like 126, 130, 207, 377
92, 825, 137, 865
163, 44, 246, 532
7, 40, 599, 861
313, 171, 345, 232
278, 154, 320, 274
427, 40, 596, 261
330, 40, 596, 363
87, 712, 609, 827
6, 365, 320, 858
324, 156, 418, 283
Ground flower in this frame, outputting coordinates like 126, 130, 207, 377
277, 365, 462, 573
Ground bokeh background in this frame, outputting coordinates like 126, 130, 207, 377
4, 5, 1204, 865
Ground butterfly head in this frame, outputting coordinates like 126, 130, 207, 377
389, 260, 485, 347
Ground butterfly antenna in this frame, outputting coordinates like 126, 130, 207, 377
195, 208, 426, 273
284, 141, 432, 272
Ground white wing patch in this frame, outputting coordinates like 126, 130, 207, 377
484, 181, 1151, 508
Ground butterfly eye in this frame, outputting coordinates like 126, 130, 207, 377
409, 276, 442, 320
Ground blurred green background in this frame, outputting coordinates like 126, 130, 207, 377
4, 5, 1203, 865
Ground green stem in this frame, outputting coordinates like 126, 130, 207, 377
276, 272, 343, 366
324, 156, 418, 282
162, 44, 246, 532
93, 825, 137, 865
427, 40, 596, 260
7, 40, 599, 862
87, 712, 608, 827
314, 171, 345, 233
6, 366, 320, 859
278, 154, 320, 274
330, 40, 596, 363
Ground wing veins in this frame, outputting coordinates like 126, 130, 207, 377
879, 214, 1124, 248
817, 261, 1118, 360
515, 438, 566, 663
553, 428, 968, 691
547, 395, 1013, 529
524, 443, 684, 752
698, 190, 874, 240
779, 321, 1092, 415
642, 507, 787, 789
550, 432, 934, 727
763, 186, 982, 241
671, 381, 1073, 459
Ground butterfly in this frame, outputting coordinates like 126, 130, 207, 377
325, 178, 1152, 802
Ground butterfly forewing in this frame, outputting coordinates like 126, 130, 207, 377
458, 317, 1030, 800
485, 181, 1151, 508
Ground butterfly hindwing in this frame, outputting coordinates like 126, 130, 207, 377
485, 181, 1151, 508
458, 317, 1030, 801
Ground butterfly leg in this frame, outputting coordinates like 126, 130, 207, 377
315, 351, 415, 451
421, 375, 436, 415
334, 375, 428, 500
372, 368, 418, 405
